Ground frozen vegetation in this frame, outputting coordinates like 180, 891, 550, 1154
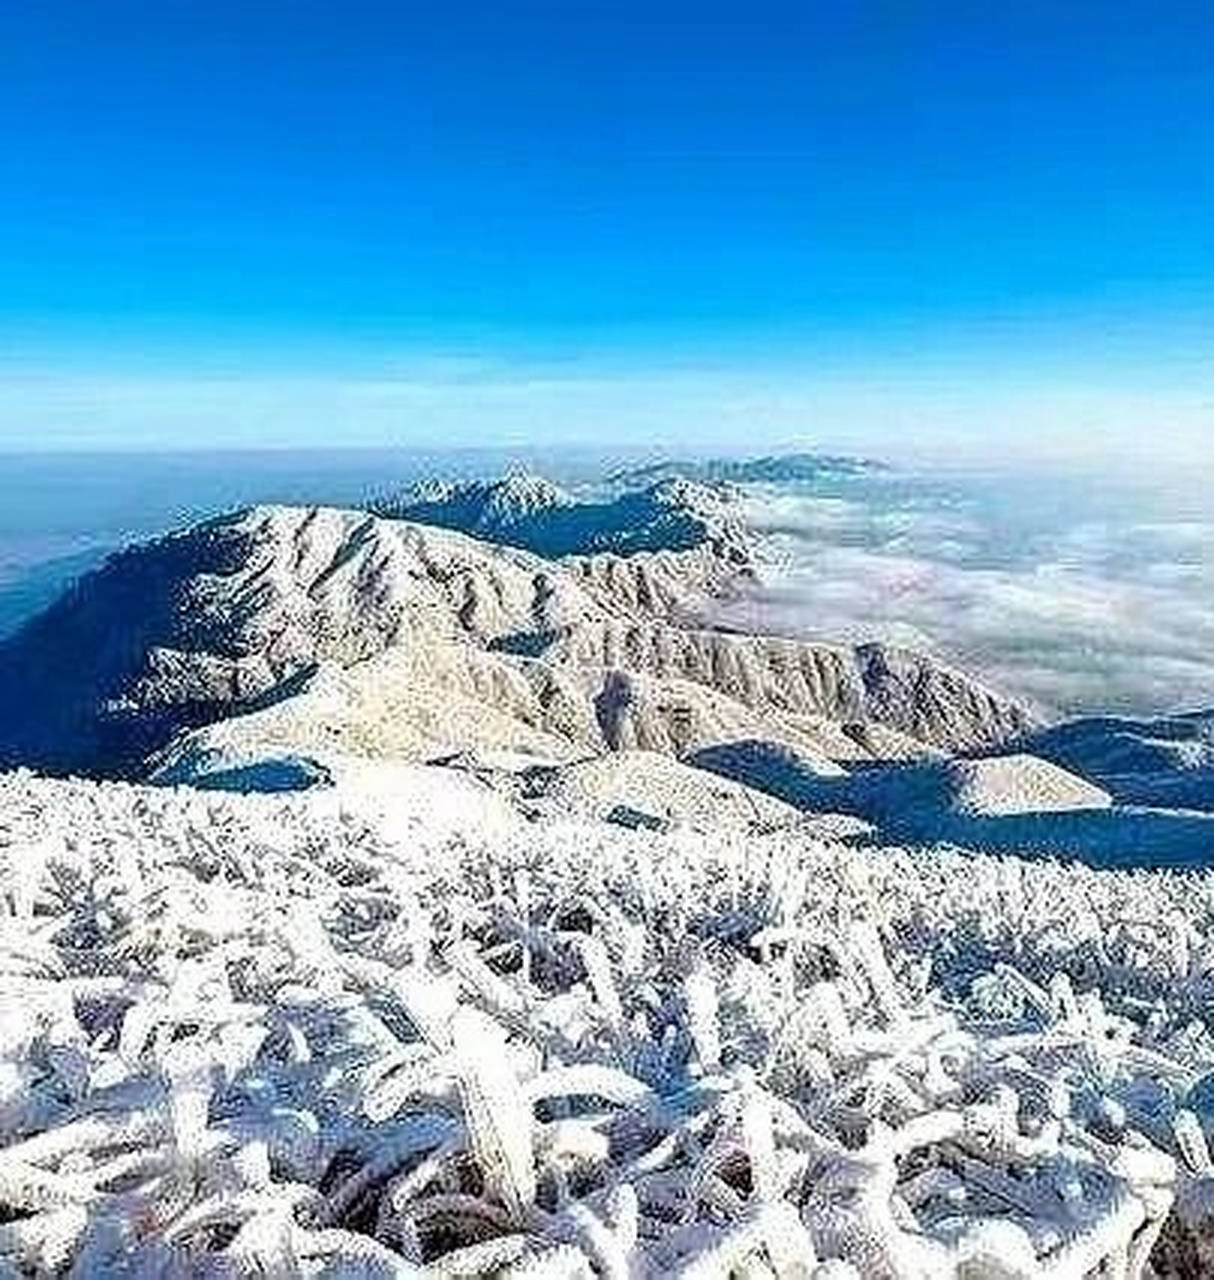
2, 768, 1214, 1275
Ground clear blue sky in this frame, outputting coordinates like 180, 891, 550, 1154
2, 1, 1212, 460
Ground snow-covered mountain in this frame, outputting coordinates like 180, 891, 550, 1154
374, 471, 753, 562
1, 462, 1214, 1275
0, 466, 1209, 868
1018, 710, 1214, 812
0, 497, 1032, 779
607, 450, 887, 487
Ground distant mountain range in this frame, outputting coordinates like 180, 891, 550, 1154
369, 450, 886, 560
606, 451, 887, 487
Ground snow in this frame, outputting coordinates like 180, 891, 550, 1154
1, 467, 1213, 1274
2, 767, 1214, 1275
518, 749, 800, 832
373, 473, 751, 562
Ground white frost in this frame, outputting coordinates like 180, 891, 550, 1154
0, 767, 1212, 1275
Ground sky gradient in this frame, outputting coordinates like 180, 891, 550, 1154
2, 1, 1213, 459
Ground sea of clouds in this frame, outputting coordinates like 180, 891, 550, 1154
716, 467, 1214, 718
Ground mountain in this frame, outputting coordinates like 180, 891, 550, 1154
373, 471, 752, 563
14, 475, 1206, 867
0, 499, 1034, 779
606, 450, 887, 487
0, 504, 612, 776
1015, 710, 1214, 813
688, 739, 1214, 865
372, 469, 567, 541
544, 618, 1032, 751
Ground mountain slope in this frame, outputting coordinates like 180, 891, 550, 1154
1015, 710, 1214, 813
0, 501, 1035, 778
375, 472, 752, 563
0, 505, 610, 775
544, 618, 1033, 751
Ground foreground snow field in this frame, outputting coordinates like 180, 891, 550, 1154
4, 768, 1214, 1276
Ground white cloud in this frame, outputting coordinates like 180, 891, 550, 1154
716, 476, 1214, 717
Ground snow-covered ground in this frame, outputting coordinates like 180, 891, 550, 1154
3, 767, 1214, 1276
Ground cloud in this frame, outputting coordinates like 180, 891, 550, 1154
716, 474, 1214, 717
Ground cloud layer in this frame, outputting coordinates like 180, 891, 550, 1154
716, 470, 1214, 718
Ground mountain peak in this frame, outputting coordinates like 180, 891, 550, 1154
375, 470, 751, 562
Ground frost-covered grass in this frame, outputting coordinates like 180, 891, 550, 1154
2, 769, 1214, 1276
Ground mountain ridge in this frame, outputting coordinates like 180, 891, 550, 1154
606, 451, 888, 487
0, 462, 1210, 866
0, 496, 1034, 779
373, 471, 753, 563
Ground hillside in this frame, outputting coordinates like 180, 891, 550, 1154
1018, 711, 1214, 812
0, 500, 1033, 779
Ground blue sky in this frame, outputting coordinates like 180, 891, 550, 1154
1, 1, 1212, 459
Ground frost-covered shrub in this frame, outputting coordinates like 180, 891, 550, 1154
0, 770, 1212, 1275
